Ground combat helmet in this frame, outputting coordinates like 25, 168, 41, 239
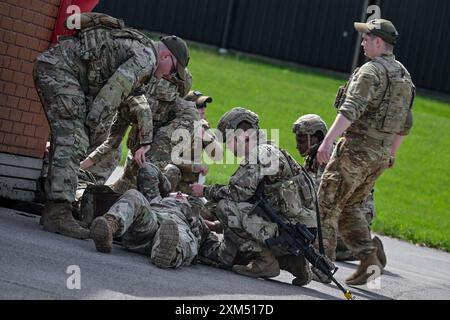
292, 114, 328, 137
217, 107, 259, 137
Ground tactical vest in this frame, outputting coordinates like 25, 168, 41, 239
334, 68, 360, 110
335, 57, 415, 138
262, 146, 317, 228
70, 13, 155, 96
366, 57, 415, 135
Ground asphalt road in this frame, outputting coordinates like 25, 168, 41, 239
1, 205, 449, 300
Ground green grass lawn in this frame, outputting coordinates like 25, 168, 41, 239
123, 47, 450, 252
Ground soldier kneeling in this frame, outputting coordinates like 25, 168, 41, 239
191, 107, 318, 286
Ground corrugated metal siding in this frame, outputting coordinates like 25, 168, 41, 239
95, 0, 229, 46
381, 0, 450, 93
94, 0, 450, 94
228, 0, 364, 72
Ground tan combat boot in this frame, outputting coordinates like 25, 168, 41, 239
345, 251, 383, 286
373, 236, 387, 268
153, 220, 180, 268
232, 248, 280, 278
43, 202, 90, 239
90, 215, 120, 253
278, 255, 312, 286
335, 249, 357, 262
41, 202, 59, 232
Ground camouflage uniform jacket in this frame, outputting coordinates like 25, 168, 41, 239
177, 119, 219, 182
338, 53, 414, 141
125, 78, 185, 154
38, 27, 157, 135
143, 98, 199, 170
88, 93, 155, 163
204, 142, 296, 212
91, 77, 184, 164
148, 196, 204, 243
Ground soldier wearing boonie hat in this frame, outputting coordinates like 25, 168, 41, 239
315, 18, 415, 286
175, 90, 221, 196
354, 18, 399, 45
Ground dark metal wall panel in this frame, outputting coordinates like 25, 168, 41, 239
381, 0, 450, 93
94, 0, 450, 94
95, 0, 229, 46
228, 0, 365, 72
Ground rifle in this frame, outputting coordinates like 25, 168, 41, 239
253, 196, 354, 300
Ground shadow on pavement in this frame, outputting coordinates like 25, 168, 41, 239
0, 209, 345, 300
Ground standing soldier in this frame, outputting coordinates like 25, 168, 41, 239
191, 108, 317, 286
292, 114, 386, 268
316, 19, 415, 285
34, 12, 189, 239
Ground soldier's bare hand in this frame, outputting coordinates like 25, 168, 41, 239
44, 141, 50, 157
80, 157, 94, 170
204, 219, 222, 233
190, 183, 204, 197
134, 145, 150, 166
317, 140, 333, 165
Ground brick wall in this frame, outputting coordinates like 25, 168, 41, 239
0, 0, 61, 158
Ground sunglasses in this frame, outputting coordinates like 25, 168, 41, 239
169, 54, 177, 75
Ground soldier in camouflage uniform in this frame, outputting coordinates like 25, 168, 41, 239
33, 12, 190, 239
173, 90, 221, 195
79, 82, 160, 180
316, 19, 415, 285
90, 162, 222, 269
292, 114, 386, 266
191, 108, 317, 286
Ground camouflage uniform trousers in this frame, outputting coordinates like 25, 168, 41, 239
213, 199, 281, 266
167, 169, 212, 222
106, 189, 198, 267
136, 162, 226, 268
318, 136, 390, 261
33, 60, 89, 203
106, 161, 194, 267
85, 130, 122, 185
110, 152, 181, 194
336, 190, 375, 259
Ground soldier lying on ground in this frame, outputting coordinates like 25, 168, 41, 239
89, 162, 222, 268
